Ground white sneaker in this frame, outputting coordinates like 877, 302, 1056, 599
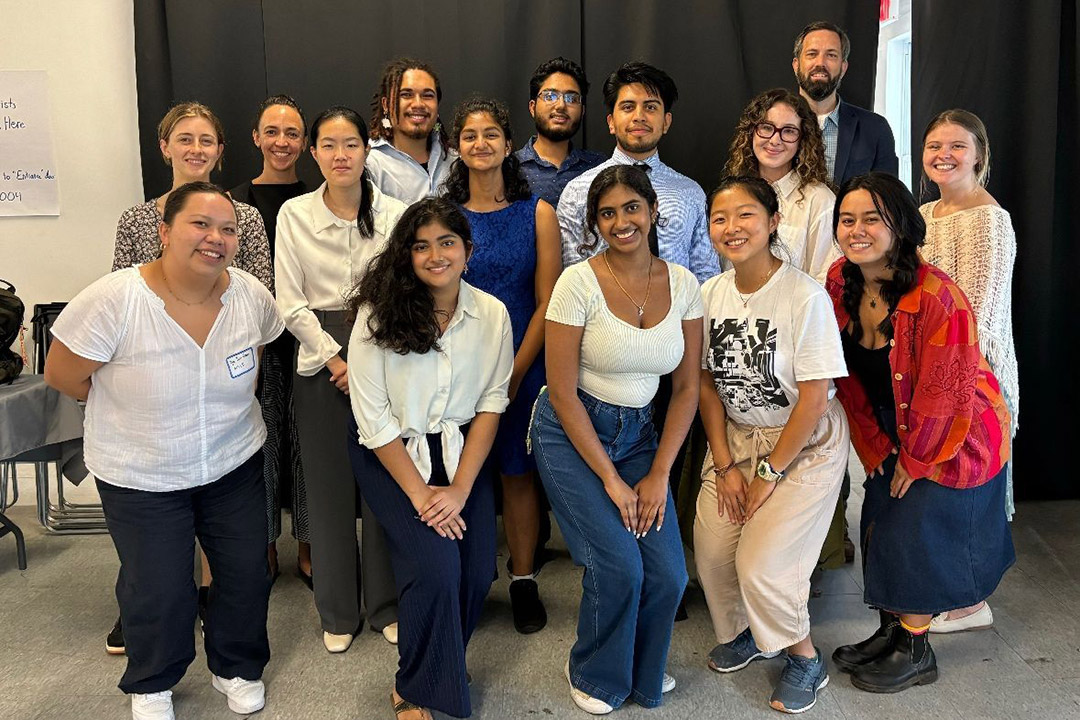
211, 674, 266, 715
662, 673, 676, 694
131, 691, 174, 720
564, 660, 613, 715
930, 603, 994, 634
382, 622, 399, 645
323, 631, 353, 653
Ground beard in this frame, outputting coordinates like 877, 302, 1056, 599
534, 112, 581, 142
616, 129, 662, 156
797, 67, 842, 102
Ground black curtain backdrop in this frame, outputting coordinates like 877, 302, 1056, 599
913, 1, 1079, 501
134, 0, 877, 196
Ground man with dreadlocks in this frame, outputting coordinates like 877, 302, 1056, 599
367, 58, 455, 203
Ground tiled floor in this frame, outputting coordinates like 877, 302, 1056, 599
1, 467, 1078, 719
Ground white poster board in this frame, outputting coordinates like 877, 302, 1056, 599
0, 70, 60, 217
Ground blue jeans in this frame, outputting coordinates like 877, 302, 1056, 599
530, 388, 687, 708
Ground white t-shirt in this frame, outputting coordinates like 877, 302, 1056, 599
51, 267, 284, 491
348, 281, 513, 484
701, 262, 846, 427
546, 260, 704, 408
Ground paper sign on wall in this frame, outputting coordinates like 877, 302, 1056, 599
0, 70, 60, 217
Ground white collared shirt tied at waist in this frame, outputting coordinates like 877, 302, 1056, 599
347, 281, 514, 483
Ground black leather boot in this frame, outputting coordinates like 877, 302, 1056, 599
833, 610, 899, 673
850, 627, 938, 693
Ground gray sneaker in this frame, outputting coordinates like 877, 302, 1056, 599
707, 627, 781, 673
769, 649, 829, 714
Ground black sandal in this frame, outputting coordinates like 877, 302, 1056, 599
392, 694, 427, 718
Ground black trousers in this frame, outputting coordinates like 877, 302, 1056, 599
347, 422, 495, 719
97, 452, 271, 694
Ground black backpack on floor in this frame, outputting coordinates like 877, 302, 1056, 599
0, 279, 25, 385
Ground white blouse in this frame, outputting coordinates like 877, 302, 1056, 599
348, 281, 513, 483
50, 267, 284, 492
545, 260, 704, 408
771, 170, 840, 285
275, 181, 407, 375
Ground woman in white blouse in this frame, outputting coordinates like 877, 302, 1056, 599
274, 106, 405, 652
529, 165, 703, 715
45, 182, 282, 720
345, 197, 513, 720
723, 88, 839, 285
920, 109, 1018, 633
693, 176, 849, 714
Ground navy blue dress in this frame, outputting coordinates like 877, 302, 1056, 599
461, 196, 546, 476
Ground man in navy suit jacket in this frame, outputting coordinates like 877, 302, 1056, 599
793, 21, 899, 186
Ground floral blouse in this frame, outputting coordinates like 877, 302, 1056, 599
111, 199, 273, 292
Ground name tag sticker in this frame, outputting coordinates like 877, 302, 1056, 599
226, 347, 256, 379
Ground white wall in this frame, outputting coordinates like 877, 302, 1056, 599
1, 0, 142, 360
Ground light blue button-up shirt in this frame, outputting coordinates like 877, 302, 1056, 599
555, 147, 720, 284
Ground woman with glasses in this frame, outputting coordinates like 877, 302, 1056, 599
723, 89, 838, 285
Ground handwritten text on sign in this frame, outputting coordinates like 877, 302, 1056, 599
0, 71, 60, 217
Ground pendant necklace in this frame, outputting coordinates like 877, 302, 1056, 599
603, 250, 653, 319
866, 286, 882, 309
735, 261, 779, 308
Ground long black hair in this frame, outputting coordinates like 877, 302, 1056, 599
442, 97, 531, 205
346, 197, 473, 355
834, 172, 925, 342
578, 164, 662, 258
310, 106, 375, 237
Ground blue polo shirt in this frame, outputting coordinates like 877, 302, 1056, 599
514, 136, 605, 209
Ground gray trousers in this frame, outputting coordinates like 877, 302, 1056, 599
293, 310, 397, 634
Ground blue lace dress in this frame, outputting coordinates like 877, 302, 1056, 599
461, 195, 545, 475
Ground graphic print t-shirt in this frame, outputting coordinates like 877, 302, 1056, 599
701, 262, 847, 427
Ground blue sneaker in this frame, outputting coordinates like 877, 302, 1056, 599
769, 649, 829, 714
707, 627, 781, 673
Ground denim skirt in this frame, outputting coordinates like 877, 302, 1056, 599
861, 453, 1015, 615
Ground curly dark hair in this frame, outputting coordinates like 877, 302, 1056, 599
368, 57, 449, 150
309, 106, 376, 237
346, 198, 473, 355
834, 172, 925, 343
707, 175, 782, 248
442, 97, 531, 205
723, 89, 831, 200
578, 164, 662, 258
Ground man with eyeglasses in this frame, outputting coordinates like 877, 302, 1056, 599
556, 61, 719, 283
514, 57, 605, 209
793, 21, 898, 185
367, 57, 454, 203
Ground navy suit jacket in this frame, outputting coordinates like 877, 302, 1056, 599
834, 100, 899, 186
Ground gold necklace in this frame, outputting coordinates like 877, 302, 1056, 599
603, 250, 653, 319
161, 266, 217, 306
734, 260, 779, 308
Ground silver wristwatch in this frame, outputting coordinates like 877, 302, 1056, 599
756, 456, 785, 483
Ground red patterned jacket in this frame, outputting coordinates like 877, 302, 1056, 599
825, 260, 1010, 488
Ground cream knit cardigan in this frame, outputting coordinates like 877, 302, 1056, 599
920, 200, 1019, 436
